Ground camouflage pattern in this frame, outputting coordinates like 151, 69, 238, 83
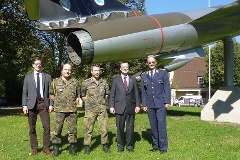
81, 77, 109, 111
50, 76, 80, 144
49, 76, 80, 112
51, 112, 77, 144
81, 77, 109, 145
83, 110, 109, 145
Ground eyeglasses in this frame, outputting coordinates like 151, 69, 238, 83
148, 61, 156, 64
34, 63, 42, 66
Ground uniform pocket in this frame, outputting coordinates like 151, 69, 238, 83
158, 80, 163, 84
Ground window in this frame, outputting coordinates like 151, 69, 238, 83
198, 77, 204, 84
201, 93, 206, 98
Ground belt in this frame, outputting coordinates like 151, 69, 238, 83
37, 98, 44, 101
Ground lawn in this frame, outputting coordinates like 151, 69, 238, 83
0, 106, 239, 160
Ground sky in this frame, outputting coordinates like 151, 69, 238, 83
145, 0, 240, 42
145, 0, 236, 14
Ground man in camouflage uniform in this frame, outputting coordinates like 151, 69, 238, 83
49, 64, 80, 157
81, 65, 110, 154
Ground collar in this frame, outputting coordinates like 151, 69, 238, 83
34, 71, 42, 75
121, 74, 128, 79
60, 76, 72, 82
149, 68, 156, 74
90, 76, 102, 83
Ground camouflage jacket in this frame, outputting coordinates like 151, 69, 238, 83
81, 77, 109, 111
50, 76, 80, 112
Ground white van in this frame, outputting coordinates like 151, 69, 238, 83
173, 94, 203, 107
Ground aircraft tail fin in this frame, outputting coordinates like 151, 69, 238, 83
24, 0, 39, 20
189, 1, 240, 40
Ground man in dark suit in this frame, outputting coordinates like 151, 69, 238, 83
22, 57, 53, 156
141, 56, 171, 154
109, 62, 140, 152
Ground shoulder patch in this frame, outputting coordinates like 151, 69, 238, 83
72, 78, 78, 82
84, 78, 91, 82
141, 71, 148, 75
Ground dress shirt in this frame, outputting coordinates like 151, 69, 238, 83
149, 68, 156, 77
34, 71, 43, 98
121, 74, 129, 86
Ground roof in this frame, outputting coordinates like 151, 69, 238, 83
172, 57, 207, 89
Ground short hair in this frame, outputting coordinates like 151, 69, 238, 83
91, 64, 100, 70
120, 61, 129, 67
32, 57, 42, 64
61, 63, 72, 71
120, 61, 128, 65
147, 55, 156, 62
147, 55, 155, 58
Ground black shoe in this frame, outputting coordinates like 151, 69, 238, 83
69, 143, 77, 156
150, 148, 159, 152
84, 145, 90, 154
160, 150, 167, 154
117, 148, 124, 152
102, 144, 110, 153
126, 148, 134, 152
52, 144, 59, 157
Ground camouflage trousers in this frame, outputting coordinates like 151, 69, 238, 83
51, 112, 77, 144
84, 109, 109, 146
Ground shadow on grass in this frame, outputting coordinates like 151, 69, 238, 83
0, 108, 23, 116
72, 131, 141, 152
90, 131, 116, 150
167, 109, 200, 117
60, 131, 117, 152
109, 132, 141, 149
142, 128, 152, 145
57, 134, 84, 154
133, 132, 141, 147
77, 111, 85, 118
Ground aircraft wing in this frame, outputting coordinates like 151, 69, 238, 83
24, 0, 240, 71
24, 0, 132, 20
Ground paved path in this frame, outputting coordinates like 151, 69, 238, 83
0, 106, 22, 110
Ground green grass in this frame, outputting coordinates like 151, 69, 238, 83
0, 106, 240, 160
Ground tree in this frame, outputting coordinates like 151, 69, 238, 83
36, 31, 70, 78
0, 0, 46, 104
120, 0, 146, 13
203, 39, 240, 90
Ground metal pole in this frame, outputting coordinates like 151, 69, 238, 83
224, 37, 234, 87
208, 0, 211, 101
208, 45, 211, 101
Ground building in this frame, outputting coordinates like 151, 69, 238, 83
170, 57, 214, 105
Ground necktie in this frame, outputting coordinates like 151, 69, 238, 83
36, 73, 41, 98
150, 70, 153, 80
124, 76, 128, 91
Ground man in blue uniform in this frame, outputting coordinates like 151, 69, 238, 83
141, 56, 171, 154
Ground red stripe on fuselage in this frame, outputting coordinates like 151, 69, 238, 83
149, 15, 164, 52
132, 9, 138, 16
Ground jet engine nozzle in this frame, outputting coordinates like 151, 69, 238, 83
67, 30, 94, 65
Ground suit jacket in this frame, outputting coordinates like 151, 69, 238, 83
141, 69, 171, 109
109, 75, 140, 114
22, 72, 53, 109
